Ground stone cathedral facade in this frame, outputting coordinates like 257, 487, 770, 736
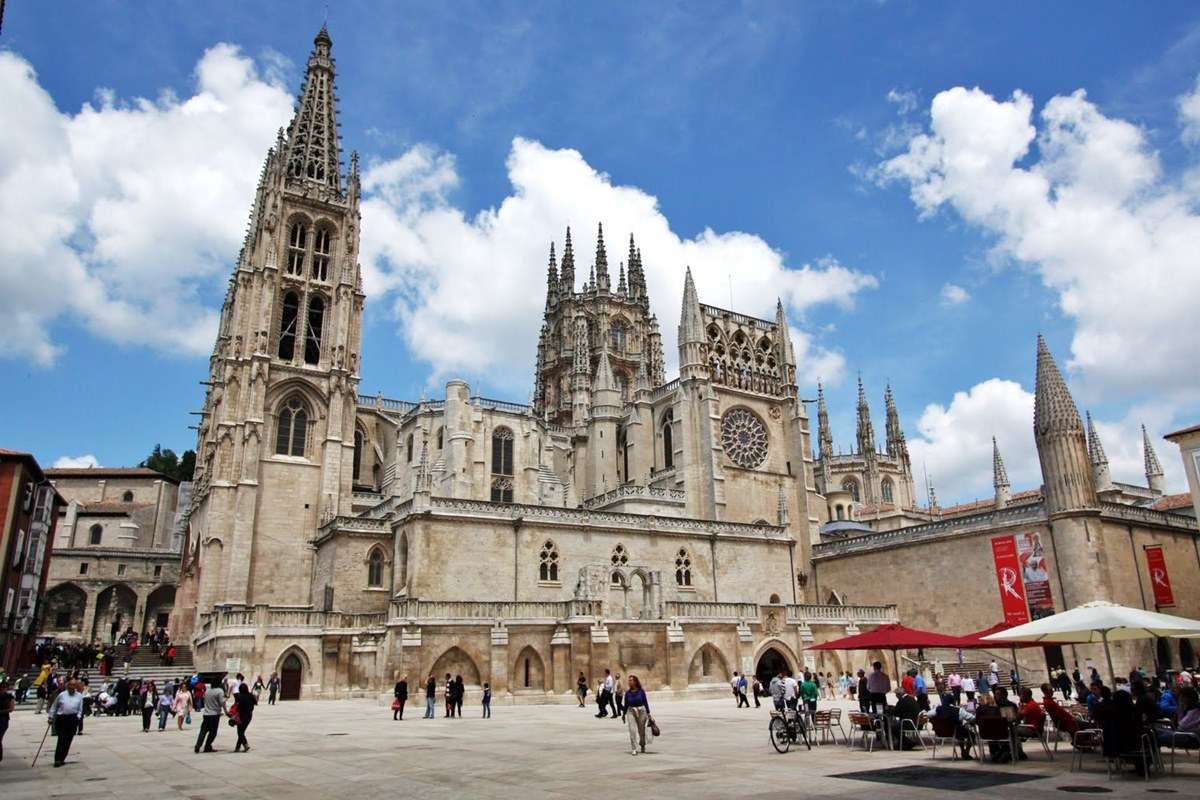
176, 27, 1198, 700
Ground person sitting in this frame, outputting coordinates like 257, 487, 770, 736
890, 686, 922, 750
1040, 682, 1079, 740
1018, 687, 1046, 733
1085, 680, 1104, 718
931, 692, 974, 758
978, 686, 1023, 762
1157, 683, 1179, 721
1156, 686, 1200, 747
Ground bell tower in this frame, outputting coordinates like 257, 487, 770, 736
189, 25, 364, 610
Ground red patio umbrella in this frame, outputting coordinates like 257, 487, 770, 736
808, 623, 967, 680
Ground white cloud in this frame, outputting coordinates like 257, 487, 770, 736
0, 45, 292, 365
939, 282, 969, 306
360, 137, 877, 391
878, 86, 1200, 406
1179, 74, 1200, 145
53, 454, 100, 469
887, 88, 918, 114
907, 378, 1038, 504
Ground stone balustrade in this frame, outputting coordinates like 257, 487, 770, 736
582, 484, 686, 509
786, 603, 898, 625
389, 598, 603, 622
663, 601, 759, 620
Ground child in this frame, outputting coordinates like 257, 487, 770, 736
482, 682, 492, 718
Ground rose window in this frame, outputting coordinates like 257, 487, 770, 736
721, 408, 768, 469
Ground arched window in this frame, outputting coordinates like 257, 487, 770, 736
121, 490, 134, 502
609, 321, 627, 352
491, 427, 514, 476
538, 539, 559, 582
275, 395, 308, 457
881, 478, 894, 504
769, 593, 782, 604
278, 292, 299, 360
435, 427, 444, 450
661, 409, 674, 470
490, 477, 513, 503
405, 433, 414, 463
89, 524, 103, 545
610, 544, 629, 567
367, 547, 384, 588
842, 478, 860, 503
286, 221, 307, 275
674, 548, 692, 587
304, 296, 324, 365
835, 504, 845, 521
312, 227, 332, 281
397, 533, 409, 589
353, 430, 363, 481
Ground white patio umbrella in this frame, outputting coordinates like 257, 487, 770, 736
981, 601, 1200, 685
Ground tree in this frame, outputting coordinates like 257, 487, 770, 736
140, 444, 197, 482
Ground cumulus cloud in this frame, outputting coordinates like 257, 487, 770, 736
53, 454, 100, 469
907, 379, 1038, 504
877, 86, 1200, 406
360, 137, 877, 391
0, 45, 292, 365
1180, 74, 1200, 145
939, 283, 969, 306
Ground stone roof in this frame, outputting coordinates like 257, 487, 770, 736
1151, 493, 1193, 512
46, 466, 179, 483
1165, 423, 1200, 441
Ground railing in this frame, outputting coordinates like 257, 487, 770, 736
699, 303, 774, 331
357, 393, 418, 412
582, 484, 686, 508
389, 598, 602, 621
199, 607, 386, 635
812, 503, 1047, 558
650, 378, 680, 401
471, 396, 531, 415
663, 601, 758, 620
649, 465, 676, 481
1100, 502, 1198, 530
787, 603, 898, 625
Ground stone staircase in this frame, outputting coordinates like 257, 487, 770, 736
106, 643, 197, 685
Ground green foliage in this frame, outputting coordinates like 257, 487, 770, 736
140, 444, 197, 482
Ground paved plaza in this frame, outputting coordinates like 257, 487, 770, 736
2, 698, 1197, 799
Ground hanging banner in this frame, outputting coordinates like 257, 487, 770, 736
1145, 546, 1175, 607
1016, 531, 1056, 620
990, 535, 1029, 625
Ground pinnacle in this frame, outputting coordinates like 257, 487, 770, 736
1142, 424, 1164, 477
992, 436, 1010, 489
1085, 411, 1108, 465
1033, 335, 1083, 435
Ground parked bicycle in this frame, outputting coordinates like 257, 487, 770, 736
769, 707, 812, 753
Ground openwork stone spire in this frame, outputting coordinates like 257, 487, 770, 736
993, 436, 1011, 509
816, 381, 833, 459
544, 242, 558, 308
855, 375, 876, 455
559, 227, 575, 293
594, 222, 609, 292
1033, 335, 1097, 515
884, 384, 909, 466
1143, 424, 1165, 494
285, 25, 343, 192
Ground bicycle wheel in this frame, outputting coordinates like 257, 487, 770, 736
770, 717, 792, 753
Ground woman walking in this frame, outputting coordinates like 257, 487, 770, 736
576, 672, 588, 707
139, 680, 158, 732
173, 682, 193, 730
453, 675, 465, 718
233, 683, 257, 752
252, 676, 265, 701
156, 683, 173, 730
623, 675, 651, 755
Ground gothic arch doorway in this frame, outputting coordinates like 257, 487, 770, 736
278, 649, 307, 701
755, 647, 790, 688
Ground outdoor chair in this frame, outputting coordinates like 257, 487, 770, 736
929, 715, 972, 761
1156, 727, 1200, 775
827, 707, 847, 742
974, 717, 1017, 766
1016, 721, 1054, 760
847, 711, 879, 752
811, 710, 842, 745
899, 715, 926, 750
1107, 732, 1161, 782
1068, 728, 1104, 772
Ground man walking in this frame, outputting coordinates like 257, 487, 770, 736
596, 670, 614, 718
194, 679, 227, 753
424, 674, 436, 718
613, 673, 625, 720
47, 679, 84, 767
267, 673, 279, 705
393, 675, 408, 721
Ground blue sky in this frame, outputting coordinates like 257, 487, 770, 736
1, 1, 1198, 503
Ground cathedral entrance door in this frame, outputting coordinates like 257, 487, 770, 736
280, 653, 303, 700
756, 647, 789, 688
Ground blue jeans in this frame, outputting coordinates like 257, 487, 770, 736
158, 707, 170, 730
424, 696, 434, 718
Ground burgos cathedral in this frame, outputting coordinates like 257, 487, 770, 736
176, 28, 1200, 700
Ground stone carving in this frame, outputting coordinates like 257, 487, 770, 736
721, 408, 768, 469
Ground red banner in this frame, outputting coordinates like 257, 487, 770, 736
1145, 546, 1175, 607
1016, 531, 1056, 620
991, 535, 1030, 625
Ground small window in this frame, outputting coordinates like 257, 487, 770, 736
406, 433, 414, 463
79, 562, 89, 575
153, 565, 162, 578
278, 292, 300, 360
491, 427, 514, 476
367, 548, 384, 588
88, 524, 102, 545
117, 564, 127, 577
661, 410, 674, 470
275, 395, 309, 457
312, 227, 332, 281
435, 427, 444, 450
769, 593, 781, 604
353, 430, 364, 481
610, 544, 629, 567
538, 539, 559, 582
304, 296, 325, 364
286, 221, 307, 275
490, 477, 513, 503
842, 478, 860, 503
674, 548, 692, 587
121, 490, 134, 502
881, 478, 894, 504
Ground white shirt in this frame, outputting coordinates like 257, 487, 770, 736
783, 677, 799, 701
603, 675, 614, 692
962, 677, 976, 692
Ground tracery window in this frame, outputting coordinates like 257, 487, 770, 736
720, 408, 768, 469
538, 539, 559, 582
881, 478, 894, 504
491, 427, 514, 476
312, 227, 332, 281
275, 395, 309, 457
278, 292, 299, 360
367, 547, 384, 588
842, 478, 860, 503
674, 548, 692, 587
610, 544, 629, 568
609, 322, 627, 352
286, 221, 307, 276
304, 296, 324, 365
89, 524, 102, 545
490, 477, 513, 503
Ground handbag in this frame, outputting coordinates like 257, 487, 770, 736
391, 698, 402, 711
648, 716, 661, 737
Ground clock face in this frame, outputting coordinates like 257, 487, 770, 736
721, 408, 768, 469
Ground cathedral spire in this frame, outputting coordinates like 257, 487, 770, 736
856, 375, 876, 455
773, 299, 797, 398
678, 267, 706, 382
1085, 411, 1113, 492
594, 222, 610, 292
1143, 424, 1165, 494
559, 227, 575, 294
544, 242, 558, 309
284, 25, 343, 192
816, 381, 833, 460
627, 234, 640, 299
636, 247, 648, 306
617, 261, 627, 295
993, 436, 1011, 509
1033, 335, 1097, 515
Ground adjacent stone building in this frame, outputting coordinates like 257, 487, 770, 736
41, 467, 183, 643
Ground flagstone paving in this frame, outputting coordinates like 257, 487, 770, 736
2, 698, 1196, 798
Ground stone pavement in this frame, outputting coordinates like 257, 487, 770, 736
2, 697, 1196, 799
